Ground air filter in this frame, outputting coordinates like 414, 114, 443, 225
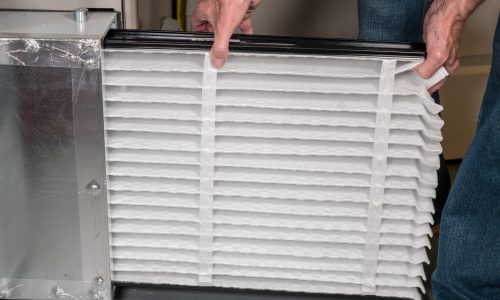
102, 31, 444, 300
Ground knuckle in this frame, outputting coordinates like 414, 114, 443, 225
432, 51, 448, 62
431, 50, 448, 63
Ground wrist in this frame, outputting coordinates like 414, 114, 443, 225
440, 0, 482, 21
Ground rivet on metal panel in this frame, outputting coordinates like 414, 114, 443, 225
0, 279, 22, 299
86, 179, 102, 196
0, 280, 8, 299
52, 286, 66, 298
95, 277, 104, 285
88, 276, 106, 300
80, 58, 97, 70
0, 287, 9, 299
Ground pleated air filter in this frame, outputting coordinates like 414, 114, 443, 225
102, 31, 444, 300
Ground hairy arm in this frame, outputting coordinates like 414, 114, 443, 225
417, 0, 484, 92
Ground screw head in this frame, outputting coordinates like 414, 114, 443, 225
95, 276, 104, 285
73, 8, 89, 22
86, 179, 102, 196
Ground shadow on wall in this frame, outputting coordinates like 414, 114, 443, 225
251, 0, 358, 38
161, 0, 359, 37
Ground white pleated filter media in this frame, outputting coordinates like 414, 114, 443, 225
102, 48, 444, 300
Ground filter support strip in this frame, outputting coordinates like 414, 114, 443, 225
362, 59, 397, 294
198, 53, 217, 286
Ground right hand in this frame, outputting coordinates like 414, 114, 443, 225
416, 0, 482, 93
192, 0, 261, 68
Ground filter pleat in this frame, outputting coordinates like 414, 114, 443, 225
104, 49, 441, 300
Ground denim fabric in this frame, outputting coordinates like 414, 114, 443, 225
357, 0, 450, 225
432, 15, 500, 300
358, 0, 432, 42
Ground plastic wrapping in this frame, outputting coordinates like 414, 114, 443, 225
0, 11, 115, 299
0, 278, 108, 300
0, 38, 100, 69
103, 48, 445, 300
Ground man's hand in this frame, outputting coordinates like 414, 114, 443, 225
192, 0, 261, 68
416, 0, 483, 93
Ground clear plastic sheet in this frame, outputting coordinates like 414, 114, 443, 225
0, 278, 107, 299
0, 37, 110, 300
0, 38, 100, 69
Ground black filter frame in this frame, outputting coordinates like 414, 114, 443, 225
113, 283, 402, 300
104, 29, 423, 300
104, 29, 425, 58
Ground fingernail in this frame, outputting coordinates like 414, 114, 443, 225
212, 57, 224, 68
210, 50, 224, 68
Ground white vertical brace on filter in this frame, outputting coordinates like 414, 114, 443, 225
198, 53, 217, 286
361, 59, 397, 295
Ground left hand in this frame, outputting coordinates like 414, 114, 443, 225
191, 0, 261, 68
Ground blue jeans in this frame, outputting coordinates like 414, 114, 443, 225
358, 0, 431, 43
432, 17, 500, 300
358, 1, 500, 299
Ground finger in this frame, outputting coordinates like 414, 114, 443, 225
429, 78, 446, 94
211, 20, 235, 68
192, 15, 206, 31
206, 23, 214, 33
192, 22, 213, 32
445, 48, 461, 75
445, 60, 460, 75
239, 17, 254, 34
211, 2, 251, 68
193, 22, 210, 32
248, 0, 261, 11
416, 47, 449, 79
191, 1, 214, 32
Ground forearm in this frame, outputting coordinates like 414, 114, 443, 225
457, 0, 484, 19
434, 0, 484, 21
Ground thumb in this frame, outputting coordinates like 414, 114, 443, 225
211, 30, 231, 69
211, 1, 250, 68
416, 49, 448, 79
211, 17, 238, 68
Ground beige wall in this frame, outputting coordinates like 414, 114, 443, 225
137, 0, 172, 29
184, 0, 358, 37
440, 74, 490, 159
249, 0, 358, 38
138, 0, 358, 37
460, 1, 499, 57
